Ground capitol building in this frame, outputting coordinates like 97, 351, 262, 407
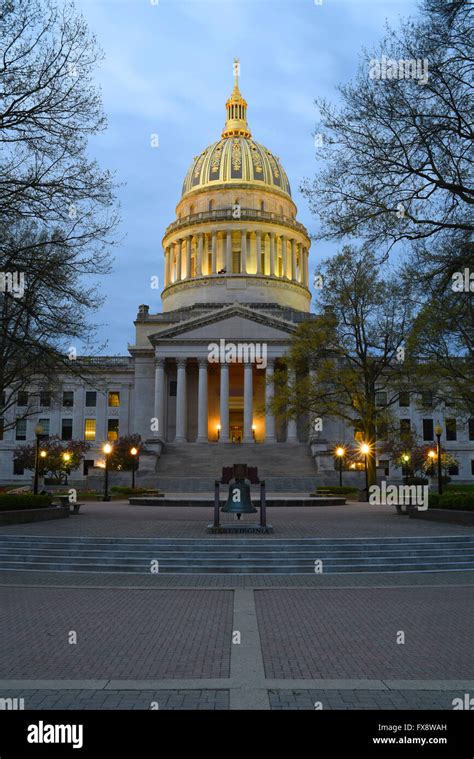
1, 69, 473, 486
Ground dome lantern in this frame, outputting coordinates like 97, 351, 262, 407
221, 58, 251, 139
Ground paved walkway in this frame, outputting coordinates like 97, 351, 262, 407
0, 503, 473, 710
0, 500, 472, 539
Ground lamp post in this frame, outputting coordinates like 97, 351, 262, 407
62, 452, 71, 485
434, 422, 443, 495
360, 442, 370, 498
335, 446, 345, 487
33, 423, 44, 495
102, 443, 112, 501
130, 447, 138, 489
427, 449, 436, 479
402, 452, 410, 479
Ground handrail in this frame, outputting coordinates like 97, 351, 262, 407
163, 208, 307, 238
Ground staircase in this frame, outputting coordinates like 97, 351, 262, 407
0, 535, 473, 574
147, 442, 318, 492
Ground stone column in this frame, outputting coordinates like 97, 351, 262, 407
175, 359, 187, 443
297, 243, 303, 282
176, 240, 182, 281
197, 233, 203, 276
226, 231, 232, 273
241, 230, 247, 274
196, 358, 209, 443
265, 358, 276, 443
304, 247, 309, 286
281, 236, 287, 278
186, 236, 192, 279
219, 362, 230, 443
165, 247, 171, 286
256, 231, 262, 274
286, 367, 298, 443
269, 232, 275, 276
154, 358, 166, 439
211, 232, 217, 274
243, 362, 253, 443
291, 239, 297, 282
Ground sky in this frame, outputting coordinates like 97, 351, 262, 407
73, 0, 419, 354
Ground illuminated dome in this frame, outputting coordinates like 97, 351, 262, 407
181, 68, 291, 199
181, 137, 291, 198
162, 61, 311, 314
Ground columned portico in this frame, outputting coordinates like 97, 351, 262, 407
175, 358, 187, 442
219, 362, 230, 443
154, 358, 166, 438
197, 358, 209, 442
265, 358, 277, 443
287, 367, 298, 443
243, 362, 253, 443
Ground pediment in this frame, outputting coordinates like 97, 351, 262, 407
149, 305, 297, 344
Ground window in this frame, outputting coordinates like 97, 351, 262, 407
446, 418, 457, 441
469, 418, 474, 441
84, 419, 96, 441
16, 419, 27, 440
169, 380, 177, 397
63, 391, 74, 408
61, 418, 73, 441
421, 391, 433, 407
107, 418, 119, 441
398, 391, 410, 407
38, 418, 50, 438
448, 463, 459, 476
376, 422, 388, 441
260, 201, 265, 212
471, 460, 474, 476
0, 417, 3, 440
17, 391, 28, 407
40, 391, 51, 407
378, 460, 390, 476
375, 391, 387, 406
400, 419, 411, 436
13, 459, 24, 476
422, 419, 434, 441
83, 459, 94, 476
208, 200, 213, 212
108, 391, 120, 408
85, 391, 97, 407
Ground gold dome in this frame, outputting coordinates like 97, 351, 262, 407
181, 137, 292, 199
181, 60, 291, 199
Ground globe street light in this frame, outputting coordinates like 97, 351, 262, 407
33, 423, 44, 495
130, 447, 138, 489
62, 452, 71, 485
434, 422, 443, 495
360, 442, 370, 498
102, 443, 112, 501
427, 449, 436, 478
335, 446, 346, 487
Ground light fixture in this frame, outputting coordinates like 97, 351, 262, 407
103, 443, 112, 455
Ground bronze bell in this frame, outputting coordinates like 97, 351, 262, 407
221, 478, 257, 520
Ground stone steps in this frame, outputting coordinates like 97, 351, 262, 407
0, 535, 473, 574
149, 442, 319, 492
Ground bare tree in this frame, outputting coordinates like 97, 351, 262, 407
302, 0, 473, 265
271, 247, 416, 487
0, 0, 119, 428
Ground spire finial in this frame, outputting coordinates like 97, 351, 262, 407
222, 59, 251, 139
233, 58, 240, 91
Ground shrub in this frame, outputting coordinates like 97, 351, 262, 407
314, 486, 358, 494
110, 486, 161, 496
428, 492, 474, 511
0, 494, 53, 511
403, 476, 429, 486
